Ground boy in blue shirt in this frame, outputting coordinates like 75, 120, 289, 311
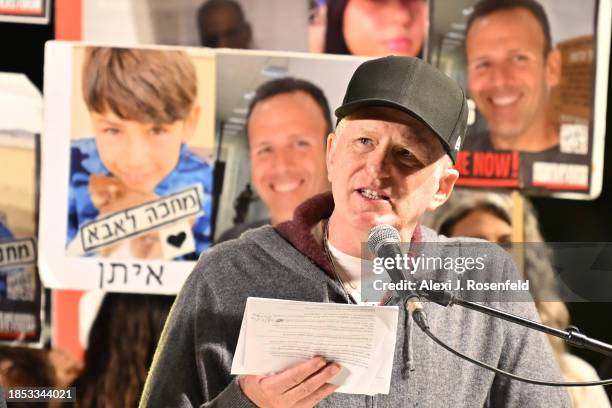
67, 47, 213, 259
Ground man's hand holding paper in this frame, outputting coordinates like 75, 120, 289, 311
239, 356, 340, 408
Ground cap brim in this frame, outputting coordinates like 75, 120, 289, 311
335, 98, 417, 123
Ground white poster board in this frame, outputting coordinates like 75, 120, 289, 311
40, 42, 216, 293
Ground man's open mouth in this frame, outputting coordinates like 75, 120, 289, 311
358, 188, 389, 200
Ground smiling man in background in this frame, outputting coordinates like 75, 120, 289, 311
216, 77, 332, 242
464, 0, 561, 153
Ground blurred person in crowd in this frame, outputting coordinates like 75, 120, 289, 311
0, 346, 56, 387
47, 348, 82, 388
324, 0, 427, 57
197, 0, 252, 49
71, 293, 173, 407
424, 189, 610, 408
464, 0, 561, 152
0, 345, 81, 406
0, 346, 56, 407
216, 77, 332, 242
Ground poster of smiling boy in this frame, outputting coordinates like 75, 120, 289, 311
66, 46, 214, 261
40, 43, 215, 293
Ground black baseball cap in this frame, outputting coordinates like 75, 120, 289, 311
335, 56, 468, 163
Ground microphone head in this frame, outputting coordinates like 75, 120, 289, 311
367, 224, 401, 256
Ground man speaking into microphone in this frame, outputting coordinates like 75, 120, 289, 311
141, 57, 569, 407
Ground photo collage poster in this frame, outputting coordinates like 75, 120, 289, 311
73, 1, 610, 202
213, 50, 366, 240
429, 0, 609, 198
309, 0, 609, 198
40, 42, 366, 294
0, 73, 44, 345
0, 0, 50, 25
38, 0, 611, 293
40, 43, 216, 293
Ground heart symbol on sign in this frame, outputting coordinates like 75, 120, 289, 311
167, 232, 186, 248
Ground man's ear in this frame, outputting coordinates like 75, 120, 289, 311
427, 167, 459, 212
326, 132, 337, 183
545, 48, 562, 88
182, 104, 201, 143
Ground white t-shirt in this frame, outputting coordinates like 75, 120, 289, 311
326, 240, 378, 305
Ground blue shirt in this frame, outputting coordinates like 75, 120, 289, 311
0, 222, 13, 241
67, 138, 213, 258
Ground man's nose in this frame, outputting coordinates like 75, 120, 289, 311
366, 147, 391, 180
270, 148, 295, 172
390, 0, 415, 26
490, 63, 513, 87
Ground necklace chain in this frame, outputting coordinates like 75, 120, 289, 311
323, 219, 363, 302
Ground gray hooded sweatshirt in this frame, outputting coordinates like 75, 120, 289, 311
141, 193, 570, 407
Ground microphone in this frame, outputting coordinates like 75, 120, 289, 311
367, 225, 456, 309
367, 224, 422, 310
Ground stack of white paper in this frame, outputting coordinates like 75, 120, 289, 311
231, 297, 399, 395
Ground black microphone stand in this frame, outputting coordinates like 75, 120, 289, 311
419, 288, 612, 358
